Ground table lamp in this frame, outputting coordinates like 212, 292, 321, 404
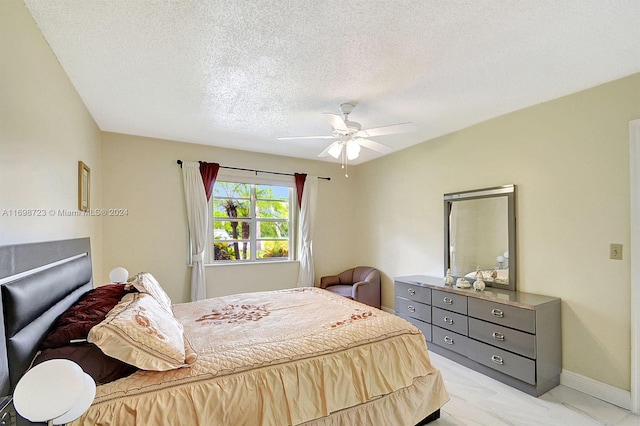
13, 359, 96, 425
109, 267, 129, 284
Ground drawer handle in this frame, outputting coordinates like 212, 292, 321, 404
491, 308, 504, 318
407, 305, 416, 313
408, 288, 416, 296
492, 332, 505, 341
443, 297, 453, 305
491, 355, 504, 365
443, 316, 454, 325
443, 336, 454, 345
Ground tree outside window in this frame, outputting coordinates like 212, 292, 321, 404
212, 181, 291, 262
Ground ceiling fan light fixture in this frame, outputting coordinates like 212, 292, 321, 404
346, 140, 360, 160
328, 143, 343, 159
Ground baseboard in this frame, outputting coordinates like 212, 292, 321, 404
381, 305, 394, 314
561, 369, 630, 410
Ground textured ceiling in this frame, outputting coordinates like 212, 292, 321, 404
25, 0, 640, 165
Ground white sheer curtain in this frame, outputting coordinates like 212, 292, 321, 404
296, 176, 318, 287
449, 203, 458, 271
182, 162, 209, 301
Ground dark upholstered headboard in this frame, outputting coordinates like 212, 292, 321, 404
0, 238, 93, 396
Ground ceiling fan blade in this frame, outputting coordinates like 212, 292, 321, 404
323, 113, 349, 132
357, 122, 417, 138
318, 141, 342, 157
356, 138, 393, 154
277, 135, 337, 140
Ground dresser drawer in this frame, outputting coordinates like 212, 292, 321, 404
395, 297, 431, 323
468, 298, 535, 333
398, 314, 432, 342
468, 317, 536, 359
432, 290, 467, 314
468, 339, 536, 385
395, 282, 431, 305
432, 307, 468, 335
432, 326, 468, 356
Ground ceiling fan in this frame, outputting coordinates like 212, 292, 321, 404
278, 103, 417, 175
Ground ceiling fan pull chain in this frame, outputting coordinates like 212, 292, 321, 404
344, 147, 349, 178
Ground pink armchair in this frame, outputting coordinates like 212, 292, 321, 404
319, 266, 381, 309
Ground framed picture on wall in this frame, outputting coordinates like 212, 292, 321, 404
78, 161, 90, 211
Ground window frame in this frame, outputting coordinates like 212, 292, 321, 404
208, 173, 296, 264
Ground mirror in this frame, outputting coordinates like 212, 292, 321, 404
444, 185, 517, 291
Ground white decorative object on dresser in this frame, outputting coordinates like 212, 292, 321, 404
395, 275, 561, 396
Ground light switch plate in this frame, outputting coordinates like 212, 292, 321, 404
610, 243, 623, 260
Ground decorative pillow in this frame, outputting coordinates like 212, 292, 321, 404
88, 293, 187, 371
40, 284, 132, 349
34, 343, 137, 385
131, 272, 173, 312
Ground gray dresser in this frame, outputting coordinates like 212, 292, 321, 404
395, 275, 561, 396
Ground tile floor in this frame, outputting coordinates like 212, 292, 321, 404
429, 351, 640, 425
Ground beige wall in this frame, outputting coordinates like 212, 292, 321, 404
353, 73, 640, 391
101, 133, 355, 302
0, 0, 103, 281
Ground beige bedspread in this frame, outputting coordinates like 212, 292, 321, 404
72, 287, 448, 425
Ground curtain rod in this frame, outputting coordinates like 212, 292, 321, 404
176, 160, 330, 181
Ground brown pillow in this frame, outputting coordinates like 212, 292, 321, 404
40, 284, 131, 349
34, 343, 137, 385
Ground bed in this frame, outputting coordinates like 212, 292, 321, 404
0, 238, 448, 425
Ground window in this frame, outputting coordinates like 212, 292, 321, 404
211, 180, 293, 262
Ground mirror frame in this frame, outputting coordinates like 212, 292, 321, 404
444, 184, 517, 292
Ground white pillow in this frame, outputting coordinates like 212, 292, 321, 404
131, 272, 173, 312
88, 293, 187, 371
